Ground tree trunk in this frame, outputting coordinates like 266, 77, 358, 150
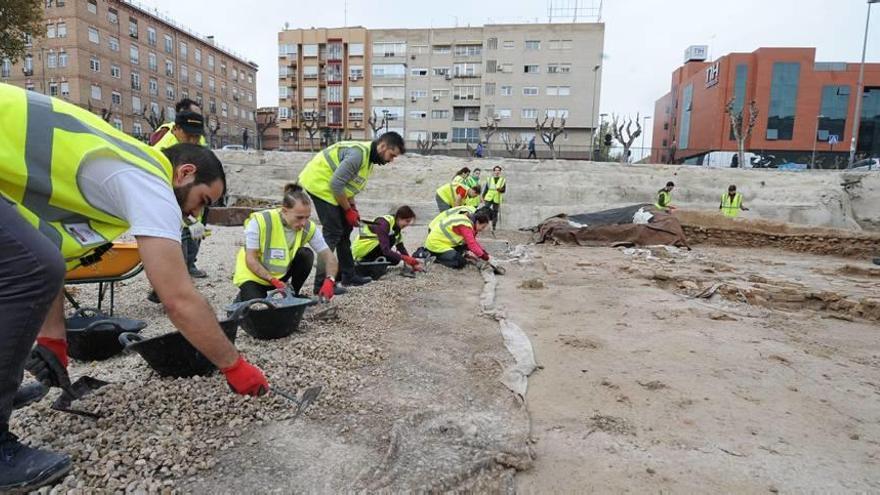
738, 140, 746, 170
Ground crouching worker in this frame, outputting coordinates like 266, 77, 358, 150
423, 209, 492, 268
435, 180, 481, 212
233, 183, 339, 301
352, 206, 421, 279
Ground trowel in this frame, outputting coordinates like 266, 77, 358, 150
272, 385, 322, 420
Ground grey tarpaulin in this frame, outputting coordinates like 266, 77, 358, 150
498, 319, 537, 399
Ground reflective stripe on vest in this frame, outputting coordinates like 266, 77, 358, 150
0, 84, 172, 269
232, 209, 316, 286
154, 122, 207, 148
351, 215, 400, 260
428, 205, 476, 231
721, 192, 743, 218
298, 141, 372, 205
655, 191, 671, 209
484, 176, 506, 204
424, 213, 472, 253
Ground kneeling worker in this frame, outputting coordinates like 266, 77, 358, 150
423, 209, 492, 269
352, 206, 421, 279
233, 184, 339, 301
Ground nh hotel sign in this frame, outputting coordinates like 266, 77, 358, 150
705, 62, 720, 88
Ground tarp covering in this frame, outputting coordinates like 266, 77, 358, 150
532, 205, 690, 248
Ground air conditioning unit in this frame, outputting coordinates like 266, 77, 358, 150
444, 74, 452, 80
349, 97, 357, 102
433, 96, 440, 102
410, 55, 416, 60
354, 121, 361, 127
410, 96, 417, 102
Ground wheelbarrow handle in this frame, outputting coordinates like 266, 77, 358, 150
118, 332, 144, 349
81, 319, 124, 333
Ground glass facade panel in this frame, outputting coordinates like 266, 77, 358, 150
858, 87, 880, 157
678, 84, 693, 149
766, 62, 800, 141
818, 85, 849, 142
729, 64, 747, 140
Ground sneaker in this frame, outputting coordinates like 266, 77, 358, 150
147, 290, 161, 304
342, 274, 372, 286
12, 382, 49, 410
188, 267, 208, 279
0, 431, 71, 492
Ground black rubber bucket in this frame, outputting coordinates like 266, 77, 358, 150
227, 289, 316, 340
66, 308, 147, 361
118, 317, 239, 377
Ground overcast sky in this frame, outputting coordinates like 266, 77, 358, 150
139, 0, 879, 147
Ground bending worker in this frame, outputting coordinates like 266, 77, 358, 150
149, 97, 206, 146
233, 183, 339, 301
351, 206, 422, 279
0, 85, 267, 492
655, 181, 675, 212
423, 209, 493, 269
436, 181, 480, 212
482, 165, 506, 230
298, 132, 405, 293
720, 184, 749, 218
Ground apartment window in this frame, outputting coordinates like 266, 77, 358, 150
148, 77, 158, 95
431, 109, 450, 119
432, 131, 448, 142
372, 64, 406, 78
130, 71, 141, 90
195, 71, 202, 86
180, 64, 188, 83
486, 37, 498, 50
348, 109, 364, 121
132, 95, 142, 113
165, 59, 173, 77
179, 41, 187, 59
410, 89, 428, 99
133, 122, 143, 136
163, 35, 172, 54
47, 24, 56, 38
486, 60, 497, 74
521, 108, 538, 119
128, 18, 138, 38
302, 65, 319, 79
453, 85, 480, 100
349, 65, 364, 80
146, 52, 156, 71
501, 63, 513, 73
548, 63, 559, 74
278, 107, 290, 119
432, 45, 451, 54
57, 22, 67, 38
108, 36, 119, 52
147, 27, 156, 46
349, 43, 364, 56
302, 44, 318, 57
194, 48, 202, 65
23, 55, 33, 74
110, 64, 120, 78
48, 82, 58, 96
500, 85, 512, 96
524, 64, 539, 74
525, 40, 540, 50
372, 85, 404, 100
410, 44, 429, 55
411, 67, 428, 76
453, 63, 480, 77
88, 27, 99, 44
87, 0, 97, 14
454, 44, 482, 57
167, 106, 176, 120
111, 91, 121, 105
818, 85, 850, 141
372, 42, 407, 57
766, 62, 800, 141
432, 67, 450, 77
373, 106, 403, 121
302, 87, 318, 99
349, 86, 364, 99
327, 85, 342, 103
247, 73, 253, 84
452, 127, 480, 143
523, 87, 538, 96
89, 56, 100, 72
46, 52, 57, 69
166, 83, 175, 100
207, 54, 214, 69
453, 107, 480, 122
484, 82, 496, 96
410, 110, 427, 119
431, 88, 450, 99
150, 101, 160, 116
60, 82, 69, 96
58, 51, 67, 67
208, 76, 215, 91
90, 84, 101, 100
497, 109, 511, 119
502, 40, 515, 49
678, 83, 694, 148
107, 7, 118, 24
130, 45, 139, 64
279, 85, 289, 99
547, 109, 569, 118
546, 86, 571, 96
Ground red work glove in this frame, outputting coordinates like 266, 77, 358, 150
401, 255, 423, 271
221, 356, 269, 396
344, 207, 361, 228
269, 278, 286, 290
479, 252, 490, 261
318, 278, 336, 300
36, 337, 68, 369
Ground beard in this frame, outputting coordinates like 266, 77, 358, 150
173, 183, 193, 211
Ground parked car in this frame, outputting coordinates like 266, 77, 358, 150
220, 144, 244, 151
846, 158, 880, 171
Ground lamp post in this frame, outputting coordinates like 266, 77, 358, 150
849, 0, 879, 166
811, 114, 824, 169
641, 115, 652, 162
382, 109, 389, 135
589, 64, 601, 161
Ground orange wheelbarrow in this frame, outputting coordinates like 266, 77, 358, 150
64, 242, 144, 316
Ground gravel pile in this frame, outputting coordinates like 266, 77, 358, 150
12, 226, 449, 494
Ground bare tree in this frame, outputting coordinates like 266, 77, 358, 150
301, 105, 320, 151
87, 101, 113, 123
535, 114, 566, 160
207, 114, 221, 148
500, 132, 526, 159
480, 116, 500, 157
255, 110, 277, 150
143, 106, 165, 132
611, 113, 642, 164
367, 109, 387, 138
725, 98, 759, 169
416, 135, 439, 155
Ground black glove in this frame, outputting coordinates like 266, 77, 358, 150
25, 345, 71, 389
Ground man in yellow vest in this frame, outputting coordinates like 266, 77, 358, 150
233, 183, 339, 301
719, 184, 749, 218
148, 98, 207, 147
297, 132, 405, 293
483, 165, 507, 231
352, 205, 421, 279
423, 209, 492, 269
655, 181, 675, 212
0, 85, 267, 491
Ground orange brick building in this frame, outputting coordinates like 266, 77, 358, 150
652, 47, 880, 167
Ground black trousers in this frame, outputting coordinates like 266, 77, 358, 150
181, 226, 200, 269
428, 245, 467, 269
0, 200, 66, 432
486, 200, 501, 229
309, 193, 355, 290
354, 246, 400, 280
236, 248, 314, 301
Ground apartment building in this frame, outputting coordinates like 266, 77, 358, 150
277, 23, 604, 154
1, 0, 258, 145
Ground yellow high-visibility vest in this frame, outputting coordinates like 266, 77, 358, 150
655, 190, 672, 209
152, 122, 207, 149
484, 176, 506, 204
436, 182, 462, 208
298, 141, 372, 205
0, 83, 173, 270
424, 212, 473, 253
351, 215, 402, 260
428, 205, 476, 231
232, 208, 316, 286
721, 192, 743, 218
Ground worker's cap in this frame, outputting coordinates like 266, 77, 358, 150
728, 184, 737, 191
175, 110, 205, 136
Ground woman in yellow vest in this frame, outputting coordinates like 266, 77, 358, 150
233, 183, 340, 301
719, 184, 749, 218
423, 209, 492, 269
452, 166, 471, 187
483, 165, 507, 230
351, 206, 422, 279
436, 181, 480, 212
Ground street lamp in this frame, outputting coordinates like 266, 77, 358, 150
382, 109, 390, 135
590, 64, 601, 161
849, 0, 879, 166
811, 114, 825, 169
641, 115, 652, 162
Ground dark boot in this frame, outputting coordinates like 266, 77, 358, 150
342, 274, 372, 287
12, 382, 49, 410
0, 431, 71, 492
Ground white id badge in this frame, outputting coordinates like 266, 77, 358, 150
269, 248, 286, 260
63, 223, 106, 246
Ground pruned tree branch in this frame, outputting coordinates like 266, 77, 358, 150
611, 113, 642, 164
535, 114, 566, 159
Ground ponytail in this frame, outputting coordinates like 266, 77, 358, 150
283, 183, 311, 208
